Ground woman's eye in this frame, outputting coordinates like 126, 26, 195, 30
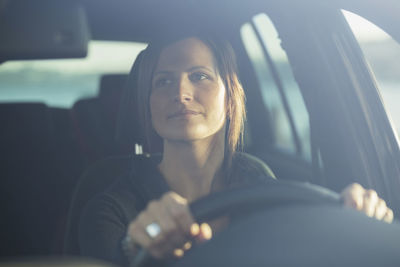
190, 72, 209, 82
154, 77, 172, 87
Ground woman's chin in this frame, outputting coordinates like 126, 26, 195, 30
163, 133, 205, 143
160, 130, 214, 143
156, 124, 225, 144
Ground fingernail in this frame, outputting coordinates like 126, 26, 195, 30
183, 241, 192, 250
173, 248, 184, 258
190, 223, 200, 236
200, 223, 212, 240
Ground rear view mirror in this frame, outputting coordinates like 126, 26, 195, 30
0, 0, 90, 62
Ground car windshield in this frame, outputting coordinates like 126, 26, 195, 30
2, 1, 400, 266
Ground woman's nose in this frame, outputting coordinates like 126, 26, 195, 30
174, 77, 193, 102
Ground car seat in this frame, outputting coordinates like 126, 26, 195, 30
0, 103, 68, 256
64, 51, 147, 255
63, 155, 133, 255
70, 74, 128, 165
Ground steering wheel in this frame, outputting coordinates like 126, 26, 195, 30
132, 180, 341, 267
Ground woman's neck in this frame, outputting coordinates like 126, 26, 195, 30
158, 132, 225, 202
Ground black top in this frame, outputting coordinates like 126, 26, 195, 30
79, 152, 276, 266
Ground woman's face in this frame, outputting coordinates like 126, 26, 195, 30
150, 38, 227, 143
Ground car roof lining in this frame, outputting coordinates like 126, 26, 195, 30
82, 0, 400, 44
2, 0, 399, 58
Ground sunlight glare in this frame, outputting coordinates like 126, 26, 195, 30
342, 10, 390, 42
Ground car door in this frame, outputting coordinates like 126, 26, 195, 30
224, 0, 400, 216
335, 0, 400, 215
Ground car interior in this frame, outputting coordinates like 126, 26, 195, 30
1, 0, 400, 265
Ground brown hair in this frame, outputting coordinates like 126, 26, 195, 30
137, 34, 246, 164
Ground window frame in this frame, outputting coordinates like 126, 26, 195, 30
228, 1, 400, 215
266, 2, 400, 212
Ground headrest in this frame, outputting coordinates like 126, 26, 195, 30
99, 74, 127, 98
98, 74, 128, 128
115, 50, 146, 150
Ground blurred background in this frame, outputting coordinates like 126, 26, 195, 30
343, 10, 400, 139
0, 9, 398, 143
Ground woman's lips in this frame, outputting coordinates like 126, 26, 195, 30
168, 110, 201, 119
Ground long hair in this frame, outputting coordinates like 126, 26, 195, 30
137, 34, 246, 166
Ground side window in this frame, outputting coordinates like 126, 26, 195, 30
240, 13, 311, 161
343, 10, 400, 138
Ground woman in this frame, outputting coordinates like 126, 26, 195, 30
79, 33, 393, 266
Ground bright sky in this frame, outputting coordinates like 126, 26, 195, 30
1, 41, 147, 74
343, 10, 390, 42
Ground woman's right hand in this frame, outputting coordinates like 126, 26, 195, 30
126, 191, 212, 259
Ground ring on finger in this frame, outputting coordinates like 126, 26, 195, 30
146, 222, 161, 239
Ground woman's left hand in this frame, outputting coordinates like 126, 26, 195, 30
341, 183, 393, 223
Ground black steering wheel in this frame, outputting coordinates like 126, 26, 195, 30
132, 180, 341, 267
190, 180, 340, 221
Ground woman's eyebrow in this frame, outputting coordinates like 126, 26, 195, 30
187, 66, 216, 74
153, 70, 172, 76
153, 66, 216, 76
